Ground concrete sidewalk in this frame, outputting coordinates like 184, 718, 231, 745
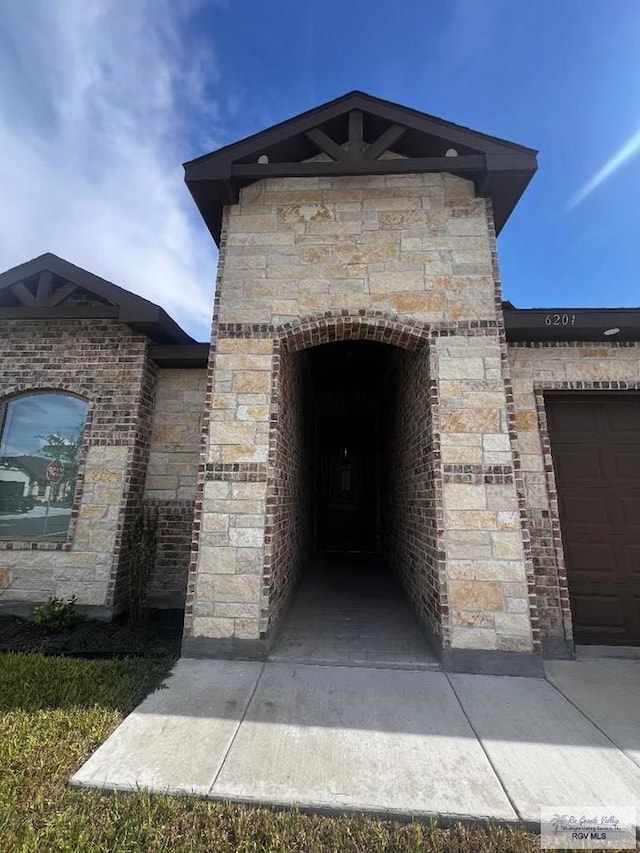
72, 658, 640, 827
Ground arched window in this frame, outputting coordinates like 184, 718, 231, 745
0, 393, 88, 540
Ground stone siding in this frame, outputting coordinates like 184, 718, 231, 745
144, 368, 206, 605
220, 172, 495, 327
145, 369, 206, 500
507, 341, 640, 644
0, 319, 155, 611
435, 333, 534, 653
185, 171, 536, 660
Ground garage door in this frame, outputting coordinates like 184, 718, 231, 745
546, 395, 640, 646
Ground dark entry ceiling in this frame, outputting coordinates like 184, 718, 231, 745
306, 341, 393, 392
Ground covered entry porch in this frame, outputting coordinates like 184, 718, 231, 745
261, 329, 443, 665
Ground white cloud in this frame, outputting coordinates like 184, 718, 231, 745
0, 0, 224, 340
566, 125, 640, 211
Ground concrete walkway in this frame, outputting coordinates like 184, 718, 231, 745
270, 560, 439, 669
72, 657, 640, 826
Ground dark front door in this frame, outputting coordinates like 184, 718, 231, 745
547, 395, 640, 645
316, 415, 377, 553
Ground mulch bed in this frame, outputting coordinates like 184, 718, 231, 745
0, 609, 183, 658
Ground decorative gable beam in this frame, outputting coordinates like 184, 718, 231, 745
347, 110, 364, 160
304, 128, 348, 161
35, 270, 54, 305
48, 281, 78, 307
232, 153, 486, 180
363, 124, 407, 160
11, 281, 35, 306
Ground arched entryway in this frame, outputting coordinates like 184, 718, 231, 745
262, 313, 444, 665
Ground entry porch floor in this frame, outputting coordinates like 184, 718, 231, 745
268, 558, 440, 669
72, 657, 640, 826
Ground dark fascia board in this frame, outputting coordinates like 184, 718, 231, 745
504, 307, 640, 342
149, 343, 210, 367
184, 90, 538, 245
0, 253, 195, 345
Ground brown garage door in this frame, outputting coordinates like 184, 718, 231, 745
546, 395, 640, 646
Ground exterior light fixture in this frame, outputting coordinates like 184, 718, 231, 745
258, 154, 269, 164
603, 328, 621, 336
445, 148, 458, 157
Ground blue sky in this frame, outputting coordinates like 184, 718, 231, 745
0, 1, 639, 340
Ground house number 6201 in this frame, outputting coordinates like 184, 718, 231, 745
544, 313, 576, 326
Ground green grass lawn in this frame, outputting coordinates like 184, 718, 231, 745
0, 652, 541, 853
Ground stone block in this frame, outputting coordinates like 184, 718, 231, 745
213, 574, 261, 603
494, 612, 532, 637
473, 561, 527, 582
368, 270, 426, 293
444, 510, 497, 530
198, 547, 237, 575
201, 513, 229, 533
215, 354, 273, 373
445, 484, 487, 510
211, 422, 256, 446
437, 358, 486, 381
192, 617, 234, 638
232, 372, 271, 394
387, 292, 446, 313
450, 626, 497, 650
514, 410, 538, 431
215, 602, 260, 619
229, 528, 265, 548
490, 531, 525, 560
496, 511, 520, 531
441, 409, 501, 434
449, 580, 503, 611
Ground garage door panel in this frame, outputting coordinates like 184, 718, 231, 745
546, 395, 640, 646
619, 497, 640, 526
629, 546, 640, 580
547, 403, 598, 435
558, 494, 612, 527
552, 447, 606, 483
602, 402, 640, 436
563, 541, 616, 576
570, 593, 627, 642
611, 450, 640, 482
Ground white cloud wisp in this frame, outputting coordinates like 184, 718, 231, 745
0, 0, 222, 340
566, 125, 640, 212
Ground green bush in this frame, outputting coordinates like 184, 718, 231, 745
33, 595, 77, 634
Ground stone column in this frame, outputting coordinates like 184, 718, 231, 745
434, 334, 538, 671
184, 336, 273, 656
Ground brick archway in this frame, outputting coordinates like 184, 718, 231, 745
275, 309, 429, 353
262, 309, 447, 649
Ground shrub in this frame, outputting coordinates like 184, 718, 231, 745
33, 595, 77, 634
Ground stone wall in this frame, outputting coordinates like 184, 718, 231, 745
219, 172, 495, 327
435, 332, 535, 653
185, 170, 537, 666
144, 368, 206, 605
0, 319, 154, 612
507, 341, 640, 646
383, 342, 443, 641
